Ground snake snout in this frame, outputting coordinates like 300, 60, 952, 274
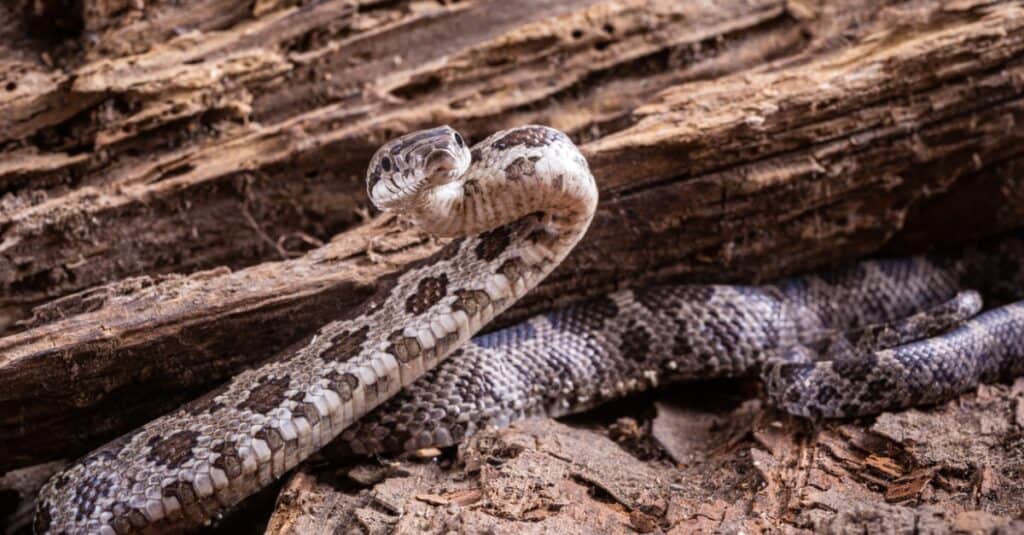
420, 133, 470, 188
424, 149, 459, 180
367, 126, 474, 213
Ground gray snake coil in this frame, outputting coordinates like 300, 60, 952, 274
36, 126, 1024, 533
341, 251, 1024, 454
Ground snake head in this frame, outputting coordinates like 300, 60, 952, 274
367, 125, 471, 212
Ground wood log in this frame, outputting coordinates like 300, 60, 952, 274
5, 0, 994, 321
1, 0, 1022, 478
1, 0, 796, 322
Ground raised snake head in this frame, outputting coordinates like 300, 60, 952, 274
366, 125, 472, 213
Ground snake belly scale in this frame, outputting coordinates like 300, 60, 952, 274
36, 126, 599, 533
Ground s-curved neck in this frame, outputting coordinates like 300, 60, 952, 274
409, 126, 597, 240
36, 125, 597, 534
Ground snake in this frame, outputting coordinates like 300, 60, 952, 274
34, 126, 1024, 533
35, 125, 599, 533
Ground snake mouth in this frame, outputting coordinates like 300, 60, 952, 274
424, 149, 461, 184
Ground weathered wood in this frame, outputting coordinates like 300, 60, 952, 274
1, 0, 1023, 474
0, 0, 847, 321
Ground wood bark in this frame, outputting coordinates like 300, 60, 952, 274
0, 0, 1022, 497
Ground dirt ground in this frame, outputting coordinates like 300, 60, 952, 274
259, 378, 1024, 534
2, 376, 1022, 533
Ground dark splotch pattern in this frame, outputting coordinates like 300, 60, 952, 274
766, 302, 1024, 417
491, 126, 567, 151
474, 225, 512, 261
341, 284, 806, 454
341, 242, 1024, 454
774, 256, 963, 336
404, 274, 449, 315
504, 155, 539, 180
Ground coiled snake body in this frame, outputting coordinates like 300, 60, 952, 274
36, 126, 1024, 533
341, 250, 1024, 454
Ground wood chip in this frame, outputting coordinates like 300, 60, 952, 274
413, 488, 482, 507
415, 493, 449, 506
630, 510, 659, 533
885, 468, 936, 502
449, 488, 483, 506
864, 454, 904, 479
414, 447, 442, 459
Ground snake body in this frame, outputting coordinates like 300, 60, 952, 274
35, 125, 1024, 533
340, 252, 1024, 454
36, 126, 599, 533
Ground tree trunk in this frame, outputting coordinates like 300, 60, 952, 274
1, 0, 1022, 530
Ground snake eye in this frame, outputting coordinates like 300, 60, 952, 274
453, 132, 464, 147
380, 156, 392, 172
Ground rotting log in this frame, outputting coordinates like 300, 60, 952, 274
1, 0, 801, 322
1, 0, 1024, 474
3, 0, 977, 322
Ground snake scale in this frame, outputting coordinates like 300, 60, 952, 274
35, 126, 1024, 533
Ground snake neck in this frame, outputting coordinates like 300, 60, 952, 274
408, 126, 597, 239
